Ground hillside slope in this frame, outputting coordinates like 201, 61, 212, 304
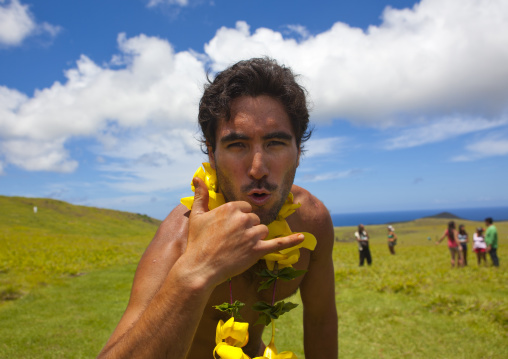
0, 195, 162, 302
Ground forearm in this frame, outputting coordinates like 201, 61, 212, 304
98, 256, 215, 359
303, 308, 338, 359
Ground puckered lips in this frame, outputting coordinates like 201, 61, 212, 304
247, 188, 272, 206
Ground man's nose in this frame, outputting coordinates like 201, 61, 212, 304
248, 150, 269, 180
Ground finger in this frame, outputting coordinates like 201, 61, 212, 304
257, 233, 305, 255
190, 177, 209, 216
232, 200, 253, 214
245, 212, 261, 227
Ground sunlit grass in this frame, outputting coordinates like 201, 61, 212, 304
335, 219, 508, 358
1, 196, 507, 358
0, 195, 159, 302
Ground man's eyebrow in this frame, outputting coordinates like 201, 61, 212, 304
220, 132, 250, 143
263, 131, 293, 141
219, 131, 293, 143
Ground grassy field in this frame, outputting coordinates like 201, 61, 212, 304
334, 219, 508, 359
1, 195, 507, 358
0, 195, 160, 301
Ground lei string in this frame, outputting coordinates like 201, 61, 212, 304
251, 319, 297, 359
181, 163, 317, 359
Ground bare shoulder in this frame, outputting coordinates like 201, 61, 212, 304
131, 204, 191, 295
143, 204, 190, 260
289, 185, 334, 242
104, 204, 191, 345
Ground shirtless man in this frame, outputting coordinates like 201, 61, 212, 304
98, 58, 338, 359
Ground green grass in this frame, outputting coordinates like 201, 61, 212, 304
0, 195, 160, 302
335, 219, 508, 359
0, 264, 136, 358
1, 196, 507, 358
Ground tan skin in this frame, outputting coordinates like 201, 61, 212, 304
98, 96, 338, 359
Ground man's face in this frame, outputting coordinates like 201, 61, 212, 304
208, 95, 300, 225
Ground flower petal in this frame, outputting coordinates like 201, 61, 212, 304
216, 317, 250, 347
214, 342, 250, 359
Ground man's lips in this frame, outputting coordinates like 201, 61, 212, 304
247, 190, 271, 206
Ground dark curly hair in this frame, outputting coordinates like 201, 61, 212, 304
198, 57, 312, 154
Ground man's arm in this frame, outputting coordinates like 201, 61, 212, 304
485, 227, 492, 251
298, 194, 338, 359
97, 178, 305, 359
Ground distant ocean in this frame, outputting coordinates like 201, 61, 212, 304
331, 206, 508, 227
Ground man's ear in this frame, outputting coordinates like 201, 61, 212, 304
207, 142, 216, 169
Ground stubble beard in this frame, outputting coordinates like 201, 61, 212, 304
215, 163, 297, 225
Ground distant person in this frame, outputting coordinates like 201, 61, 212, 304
387, 225, 397, 255
436, 220, 463, 267
355, 224, 372, 266
473, 227, 487, 266
485, 217, 499, 267
458, 224, 469, 266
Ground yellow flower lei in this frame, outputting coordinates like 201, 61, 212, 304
181, 163, 317, 359
181, 163, 317, 270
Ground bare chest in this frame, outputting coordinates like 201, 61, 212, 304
187, 251, 311, 359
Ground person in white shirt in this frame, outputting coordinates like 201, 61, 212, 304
473, 227, 487, 266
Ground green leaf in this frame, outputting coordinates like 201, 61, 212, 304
257, 269, 279, 279
252, 301, 300, 326
257, 277, 277, 292
255, 312, 272, 326
256, 267, 307, 292
277, 267, 307, 281
213, 300, 245, 320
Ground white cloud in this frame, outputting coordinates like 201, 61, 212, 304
94, 127, 206, 193
284, 24, 310, 40
0, 138, 78, 172
300, 168, 365, 182
0, 0, 60, 47
147, 0, 189, 8
384, 116, 508, 149
452, 133, 508, 162
204, 0, 508, 124
304, 137, 348, 158
0, 33, 206, 173
2, 0, 508, 192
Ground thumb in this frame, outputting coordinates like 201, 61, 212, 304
190, 177, 209, 215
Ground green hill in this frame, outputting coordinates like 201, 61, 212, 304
0, 195, 161, 302
423, 211, 463, 220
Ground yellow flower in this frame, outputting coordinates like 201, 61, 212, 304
181, 163, 316, 270
181, 163, 225, 211
263, 193, 316, 270
214, 317, 250, 359
216, 317, 250, 347
214, 343, 250, 359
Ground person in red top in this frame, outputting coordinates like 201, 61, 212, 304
436, 220, 463, 267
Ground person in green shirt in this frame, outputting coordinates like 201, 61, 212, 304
484, 217, 499, 267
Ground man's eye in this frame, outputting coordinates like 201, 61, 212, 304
227, 142, 245, 148
268, 140, 285, 146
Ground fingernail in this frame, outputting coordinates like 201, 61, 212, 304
297, 234, 304, 240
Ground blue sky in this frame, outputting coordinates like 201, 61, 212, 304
1, 0, 508, 220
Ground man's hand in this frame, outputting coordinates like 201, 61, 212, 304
184, 177, 304, 286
